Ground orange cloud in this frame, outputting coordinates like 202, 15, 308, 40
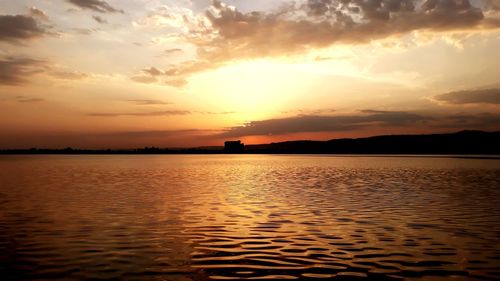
135, 0, 500, 86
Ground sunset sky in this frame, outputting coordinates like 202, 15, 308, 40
1, 0, 499, 148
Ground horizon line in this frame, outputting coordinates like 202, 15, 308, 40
0, 129, 497, 151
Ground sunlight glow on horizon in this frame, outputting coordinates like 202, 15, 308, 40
0, 0, 499, 148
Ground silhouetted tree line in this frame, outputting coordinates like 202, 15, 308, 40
1, 130, 499, 155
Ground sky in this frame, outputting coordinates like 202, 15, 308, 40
0, 0, 499, 148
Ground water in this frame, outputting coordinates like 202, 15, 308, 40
0, 155, 499, 280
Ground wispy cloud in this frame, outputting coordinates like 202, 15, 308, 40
128, 99, 171, 105
103, 129, 214, 138
66, 0, 123, 13
164, 48, 183, 54
87, 110, 191, 117
0, 56, 90, 85
195, 111, 235, 115
71, 28, 95, 35
92, 15, 107, 24
131, 66, 190, 87
50, 71, 88, 80
0, 57, 48, 85
283, 108, 336, 115
16, 96, 44, 103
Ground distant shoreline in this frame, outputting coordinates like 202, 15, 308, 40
1, 130, 499, 155
1, 154, 499, 160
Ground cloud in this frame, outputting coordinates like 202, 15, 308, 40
164, 48, 183, 54
484, 0, 500, 11
128, 99, 171, 105
213, 110, 500, 138
0, 57, 48, 85
437, 112, 500, 128
217, 111, 432, 137
0, 14, 48, 42
66, 0, 123, 13
103, 129, 213, 138
50, 71, 88, 80
87, 110, 191, 117
435, 88, 500, 104
195, 111, 235, 115
16, 96, 44, 103
92, 15, 108, 24
0, 56, 90, 85
138, 0, 499, 85
71, 28, 95, 35
29, 7, 49, 21
283, 108, 337, 115
131, 74, 158, 84
131, 66, 192, 87
143, 67, 164, 76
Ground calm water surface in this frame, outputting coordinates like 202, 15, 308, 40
0, 155, 499, 280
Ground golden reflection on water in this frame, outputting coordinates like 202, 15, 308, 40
0, 155, 499, 280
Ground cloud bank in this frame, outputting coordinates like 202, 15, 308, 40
214, 110, 500, 138
134, 0, 500, 86
435, 88, 500, 104
218, 111, 432, 137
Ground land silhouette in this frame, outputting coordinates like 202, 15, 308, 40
1, 130, 499, 155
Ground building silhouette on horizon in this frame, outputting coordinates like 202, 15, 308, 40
224, 140, 245, 153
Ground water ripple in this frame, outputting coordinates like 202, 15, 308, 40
0, 155, 499, 280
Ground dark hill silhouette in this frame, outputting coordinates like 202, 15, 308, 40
245, 130, 500, 154
0, 130, 499, 155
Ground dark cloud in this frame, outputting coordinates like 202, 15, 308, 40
87, 110, 191, 117
128, 99, 171, 105
0, 57, 47, 85
435, 88, 500, 105
437, 112, 500, 128
66, 0, 123, 13
484, 0, 500, 11
0, 14, 47, 42
217, 111, 432, 137
92, 15, 108, 24
142, 0, 498, 84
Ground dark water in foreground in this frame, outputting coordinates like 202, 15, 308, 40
0, 155, 499, 281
